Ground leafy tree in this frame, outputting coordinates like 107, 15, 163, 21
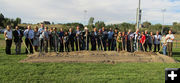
88, 17, 94, 30
15, 17, 21, 24
0, 13, 5, 27
95, 21, 105, 30
142, 21, 151, 28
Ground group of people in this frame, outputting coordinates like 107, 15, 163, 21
4, 24, 175, 57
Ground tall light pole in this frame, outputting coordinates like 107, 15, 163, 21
136, 0, 142, 30
161, 8, 166, 34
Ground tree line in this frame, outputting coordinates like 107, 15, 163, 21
0, 13, 21, 29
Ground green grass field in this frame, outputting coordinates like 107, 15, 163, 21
0, 34, 180, 83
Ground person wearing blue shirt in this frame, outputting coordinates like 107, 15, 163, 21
38, 23, 44, 52
75, 26, 81, 51
108, 28, 114, 51
24, 25, 34, 54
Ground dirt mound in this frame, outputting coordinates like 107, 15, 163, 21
20, 51, 177, 64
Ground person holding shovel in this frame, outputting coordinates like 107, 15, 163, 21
68, 28, 75, 51
52, 27, 59, 52
13, 26, 23, 54
112, 28, 118, 51
63, 31, 69, 52
59, 28, 64, 52
75, 26, 81, 51
140, 32, 146, 51
38, 23, 44, 53
24, 25, 34, 54
116, 32, 122, 52
33, 26, 40, 52
161, 34, 167, 55
42, 27, 49, 53
154, 31, 161, 52
166, 30, 175, 57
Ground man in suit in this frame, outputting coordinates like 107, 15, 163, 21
68, 28, 75, 51
102, 27, 108, 51
13, 26, 23, 54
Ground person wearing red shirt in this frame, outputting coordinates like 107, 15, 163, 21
140, 32, 146, 51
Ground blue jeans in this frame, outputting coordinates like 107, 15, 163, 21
162, 45, 167, 55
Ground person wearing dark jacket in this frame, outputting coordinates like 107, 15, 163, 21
102, 27, 108, 51
108, 28, 114, 51
112, 28, 118, 51
91, 28, 98, 51
68, 28, 75, 51
13, 26, 23, 54
59, 28, 64, 52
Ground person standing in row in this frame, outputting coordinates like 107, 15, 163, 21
49, 27, 54, 51
13, 26, 23, 54
68, 28, 75, 51
98, 29, 103, 50
4, 25, 13, 55
102, 27, 108, 51
144, 30, 149, 52
112, 28, 118, 51
154, 31, 161, 52
59, 28, 64, 52
117, 32, 122, 52
140, 32, 146, 51
75, 26, 81, 51
24, 26, 34, 54
166, 30, 175, 57
33, 26, 40, 52
38, 23, 44, 52
133, 29, 140, 51
64, 32, 69, 52
161, 34, 167, 55
127, 30, 131, 52
52, 27, 59, 52
108, 28, 114, 51
84, 27, 90, 50
42, 27, 49, 53
122, 32, 126, 51
148, 32, 154, 52
91, 27, 98, 51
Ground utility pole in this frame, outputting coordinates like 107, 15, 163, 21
136, 0, 142, 30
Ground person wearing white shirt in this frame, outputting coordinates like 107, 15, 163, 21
24, 25, 34, 54
165, 30, 175, 57
4, 25, 13, 54
154, 31, 161, 52
133, 29, 140, 51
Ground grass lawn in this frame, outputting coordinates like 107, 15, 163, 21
0, 34, 180, 83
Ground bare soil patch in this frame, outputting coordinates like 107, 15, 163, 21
20, 51, 177, 64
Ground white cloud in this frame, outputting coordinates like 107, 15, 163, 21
0, 0, 179, 25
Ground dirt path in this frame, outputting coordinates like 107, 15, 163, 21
20, 51, 177, 64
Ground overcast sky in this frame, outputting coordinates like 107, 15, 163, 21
0, 0, 180, 25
